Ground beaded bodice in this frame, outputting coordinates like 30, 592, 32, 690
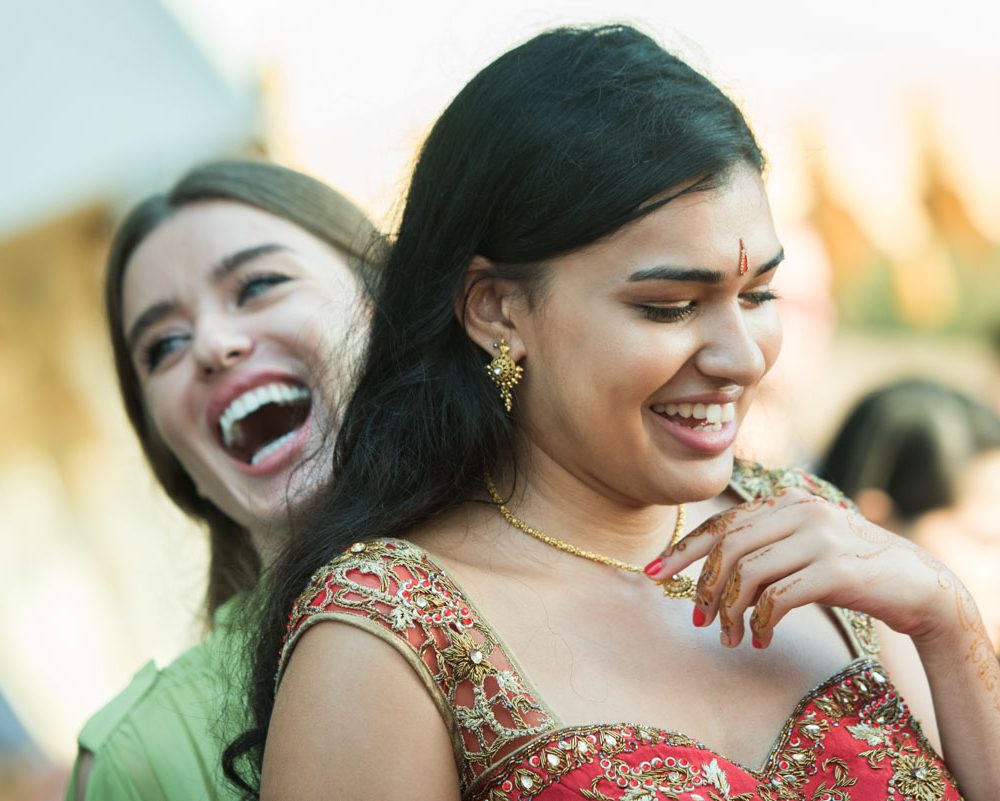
277, 464, 963, 800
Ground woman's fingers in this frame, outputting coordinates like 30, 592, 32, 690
707, 532, 823, 647
748, 563, 842, 648
645, 492, 791, 580
646, 484, 955, 646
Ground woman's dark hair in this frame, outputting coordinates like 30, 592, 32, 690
105, 158, 381, 618
819, 378, 1000, 522
225, 24, 764, 791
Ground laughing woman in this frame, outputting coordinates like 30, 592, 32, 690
66, 160, 379, 801
234, 26, 998, 801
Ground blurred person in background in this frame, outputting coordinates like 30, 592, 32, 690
820, 377, 1000, 648
65, 159, 381, 801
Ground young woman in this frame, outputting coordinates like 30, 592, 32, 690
66, 160, 380, 801
233, 27, 998, 800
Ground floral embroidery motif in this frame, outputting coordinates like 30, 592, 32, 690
892, 753, 948, 801
442, 631, 497, 684
278, 465, 963, 800
278, 538, 552, 793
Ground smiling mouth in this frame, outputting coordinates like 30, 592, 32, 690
217, 382, 312, 466
651, 401, 736, 433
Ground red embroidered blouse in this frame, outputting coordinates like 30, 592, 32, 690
276, 465, 963, 800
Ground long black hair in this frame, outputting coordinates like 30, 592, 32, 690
225, 24, 764, 791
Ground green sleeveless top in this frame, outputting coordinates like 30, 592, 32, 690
65, 598, 246, 801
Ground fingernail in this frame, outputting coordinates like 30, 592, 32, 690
643, 558, 663, 577
752, 635, 764, 649
692, 606, 707, 627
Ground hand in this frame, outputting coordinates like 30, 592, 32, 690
645, 489, 959, 649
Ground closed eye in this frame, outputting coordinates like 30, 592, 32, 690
639, 302, 696, 323
740, 290, 779, 307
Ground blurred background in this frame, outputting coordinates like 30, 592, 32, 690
3, 0, 999, 796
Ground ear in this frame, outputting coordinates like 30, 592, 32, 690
455, 255, 526, 360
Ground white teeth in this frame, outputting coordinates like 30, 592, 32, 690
219, 383, 310, 448
250, 431, 296, 466
652, 401, 737, 429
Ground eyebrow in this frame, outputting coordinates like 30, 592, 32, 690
210, 242, 290, 283
627, 248, 785, 285
126, 243, 291, 354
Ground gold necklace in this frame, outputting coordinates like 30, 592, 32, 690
484, 476, 696, 600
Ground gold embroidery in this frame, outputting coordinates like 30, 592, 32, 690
892, 753, 947, 801
442, 631, 497, 684
279, 539, 553, 794
279, 465, 962, 801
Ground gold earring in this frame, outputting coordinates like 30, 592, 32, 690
485, 338, 523, 413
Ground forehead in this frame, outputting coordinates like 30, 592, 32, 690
121, 200, 338, 328
557, 165, 778, 280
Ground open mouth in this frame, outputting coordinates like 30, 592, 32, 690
651, 401, 736, 433
217, 382, 312, 466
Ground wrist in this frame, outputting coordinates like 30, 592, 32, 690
910, 576, 981, 655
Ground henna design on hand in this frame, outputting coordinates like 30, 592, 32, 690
718, 566, 743, 641
721, 565, 742, 612
750, 578, 802, 634
846, 511, 894, 544
692, 507, 741, 542
749, 588, 774, 634
955, 581, 1000, 713
697, 543, 724, 606
744, 546, 773, 564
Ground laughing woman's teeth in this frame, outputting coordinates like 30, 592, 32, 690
722, 403, 735, 422
219, 383, 311, 448
250, 431, 296, 466
678, 403, 693, 418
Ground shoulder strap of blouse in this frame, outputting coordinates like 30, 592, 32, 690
277, 538, 555, 794
729, 460, 880, 659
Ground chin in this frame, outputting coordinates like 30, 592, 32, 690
664, 453, 735, 502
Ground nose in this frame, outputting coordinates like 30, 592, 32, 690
192, 320, 254, 377
693, 305, 770, 387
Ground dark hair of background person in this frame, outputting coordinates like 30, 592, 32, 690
223, 24, 765, 792
104, 159, 382, 619
818, 377, 1000, 524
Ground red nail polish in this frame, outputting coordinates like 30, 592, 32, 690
752, 635, 764, 649
692, 607, 706, 627
643, 558, 663, 577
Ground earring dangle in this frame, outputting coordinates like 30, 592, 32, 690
485, 339, 523, 413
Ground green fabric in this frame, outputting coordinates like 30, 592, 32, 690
66, 598, 248, 801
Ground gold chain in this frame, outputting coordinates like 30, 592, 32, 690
484, 476, 696, 600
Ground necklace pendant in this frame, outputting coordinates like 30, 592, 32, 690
660, 575, 696, 600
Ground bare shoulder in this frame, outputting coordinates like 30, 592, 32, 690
872, 619, 942, 752
262, 621, 461, 801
